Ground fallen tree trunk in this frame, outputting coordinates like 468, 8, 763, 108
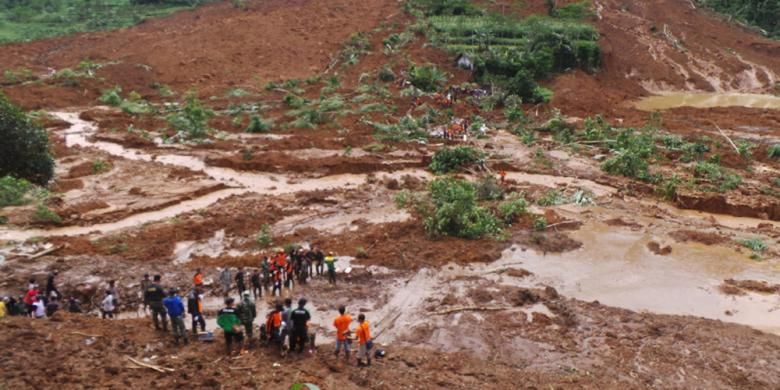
432, 306, 508, 315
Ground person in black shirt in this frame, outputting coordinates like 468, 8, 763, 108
250, 270, 262, 299
235, 267, 246, 295
68, 296, 82, 313
144, 275, 167, 331
289, 298, 311, 353
45, 271, 60, 299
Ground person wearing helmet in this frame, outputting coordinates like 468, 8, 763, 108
163, 288, 188, 345
289, 298, 312, 353
324, 252, 338, 285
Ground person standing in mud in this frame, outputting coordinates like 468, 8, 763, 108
236, 291, 256, 342
280, 298, 293, 351
261, 254, 271, 295
145, 275, 168, 331
45, 271, 60, 300
289, 298, 311, 354
107, 280, 120, 311
217, 297, 244, 355
355, 314, 372, 367
163, 288, 188, 345
271, 268, 283, 297
23, 283, 39, 317
140, 274, 151, 312
250, 269, 262, 299
193, 269, 204, 288
101, 290, 115, 319
265, 303, 284, 350
333, 305, 352, 360
187, 287, 206, 335
325, 252, 338, 285
313, 246, 325, 277
235, 267, 247, 296
219, 267, 232, 297
68, 296, 82, 313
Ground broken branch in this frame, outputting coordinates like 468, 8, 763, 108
432, 306, 508, 315
125, 356, 175, 373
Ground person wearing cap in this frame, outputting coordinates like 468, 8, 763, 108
237, 291, 256, 342
217, 297, 244, 355
324, 252, 338, 285
163, 288, 188, 345
289, 298, 311, 353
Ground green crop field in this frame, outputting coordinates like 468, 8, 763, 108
0, 0, 209, 44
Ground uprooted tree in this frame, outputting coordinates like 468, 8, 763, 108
0, 92, 54, 185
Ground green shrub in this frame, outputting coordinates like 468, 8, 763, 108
424, 177, 501, 239
739, 238, 767, 253
33, 204, 61, 224
498, 194, 528, 223
408, 64, 448, 92
0, 93, 54, 185
536, 189, 566, 206
429, 146, 485, 174
283, 94, 307, 109
602, 150, 650, 180
0, 176, 32, 208
92, 159, 110, 174
166, 93, 213, 140
256, 224, 273, 248
99, 86, 123, 106
378, 65, 397, 82
246, 115, 272, 133
340, 33, 371, 66
533, 216, 548, 231
768, 144, 780, 159
476, 174, 503, 200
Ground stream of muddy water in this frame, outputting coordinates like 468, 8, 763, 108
634, 92, 780, 111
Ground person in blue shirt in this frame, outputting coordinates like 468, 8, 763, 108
162, 289, 188, 345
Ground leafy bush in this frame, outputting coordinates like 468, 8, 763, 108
424, 177, 501, 239
369, 116, 429, 142
99, 86, 123, 106
340, 33, 371, 66
476, 175, 504, 200
406, 0, 483, 16
697, 0, 780, 38
92, 159, 110, 174
693, 162, 742, 192
408, 64, 448, 92
378, 65, 397, 82
0, 176, 32, 208
246, 115, 272, 133
739, 238, 767, 253
256, 224, 273, 248
283, 94, 307, 109
498, 193, 528, 223
536, 189, 566, 206
33, 204, 61, 224
166, 93, 213, 140
429, 146, 485, 174
0, 93, 54, 185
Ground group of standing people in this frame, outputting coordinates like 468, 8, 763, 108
218, 245, 339, 300
1, 271, 89, 320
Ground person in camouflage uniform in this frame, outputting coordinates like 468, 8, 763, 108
236, 291, 256, 341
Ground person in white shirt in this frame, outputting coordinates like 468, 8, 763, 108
32, 297, 45, 318
101, 291, 115, 319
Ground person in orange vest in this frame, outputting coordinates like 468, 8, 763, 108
265, 303, 283, 351
355, 313, 372, 366
333, 305, 352, 360
193, 268, 204, 287
499, 170, 507, 184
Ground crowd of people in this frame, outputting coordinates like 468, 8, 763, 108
0, 246, 376, 366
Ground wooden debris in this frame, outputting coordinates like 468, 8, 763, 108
432, 306, 508, 315
125, 356, 175, 373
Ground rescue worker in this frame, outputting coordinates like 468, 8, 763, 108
144, 275, 167, 331
356, 313, 372, 366
217, 297, 244, 355
237, 291, 256, 341
261, 255, 271, 295
235, 267, 247, 296
193, 269, 204, 288
280, 298, 293, 350
333, 305, 352, 360
0, 297, 6, 319
312, 246, 324, 277
45, 271, 60, 299
250, 269, 262, 299
187, 287, 206, 335
140, 274, 151, 312
289, 298, 311, 354
265, 303, 283, 350
219, 267, 232, 297
325, 252, 338, 285
163, 288, 188, 345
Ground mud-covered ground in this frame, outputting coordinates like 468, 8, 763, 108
2, 0, 780, 388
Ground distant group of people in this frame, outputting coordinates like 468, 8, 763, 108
1, 271, 87, 320
217, 245, 339, 300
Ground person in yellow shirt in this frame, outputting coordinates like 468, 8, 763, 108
333, 305, 352, 360
0, 297, 7, 319
355, 313, 372, 366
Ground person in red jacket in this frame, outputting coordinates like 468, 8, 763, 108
23, 286, 39, 317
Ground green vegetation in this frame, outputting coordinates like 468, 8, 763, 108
256, 224, 273, 248
424, 177, 501, 239
166, 93, 213, 140
0, 93, 54, 185
410, 0, 600, 103
92, 159, 110, 174
429, 146, 485, 174
497, 193, 528, 224
0, 0, 209, 44
0, 176, 32, 208
246, 115, 272, 133
33, 204, 61, 224
697, 0, 780, 38
339, 32, 372, 66
768, 144, 780, 159
408, 64, 449, 92
368, 115, 430, 142
693, 162, 742, 192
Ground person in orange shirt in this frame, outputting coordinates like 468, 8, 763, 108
333, 305, 352, 360
193, 268, 204, 287
355, 313, 372, 366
